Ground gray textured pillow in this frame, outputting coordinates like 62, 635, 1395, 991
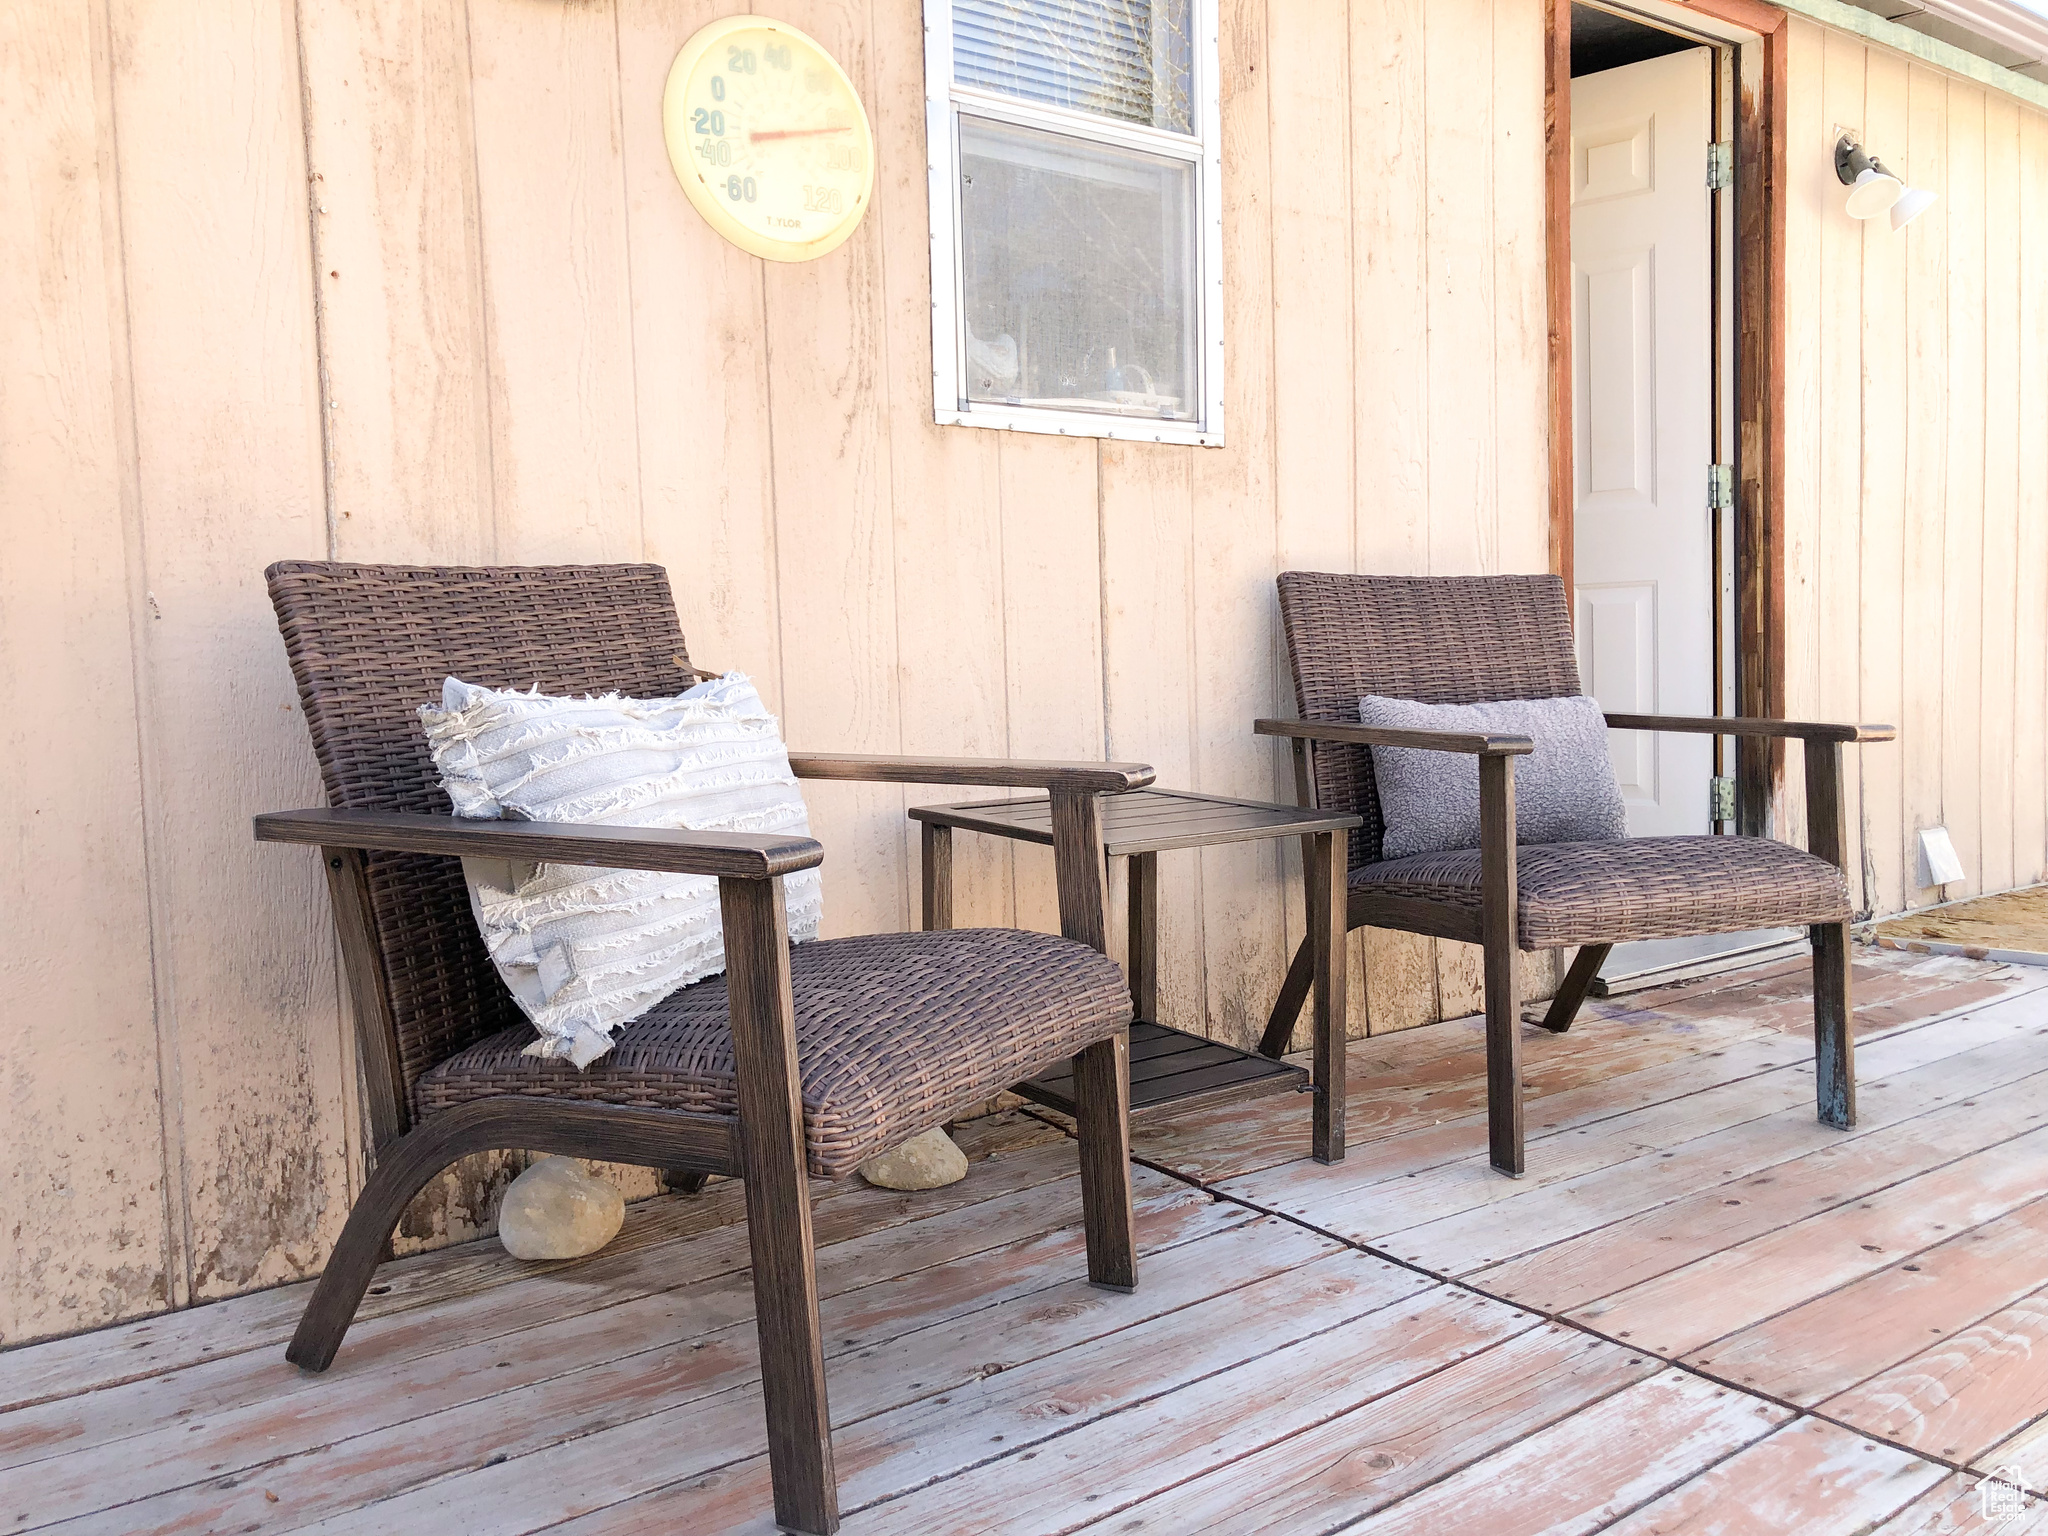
1359, 694, 1628, 859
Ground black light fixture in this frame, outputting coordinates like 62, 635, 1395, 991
1834, 135, 1938, 230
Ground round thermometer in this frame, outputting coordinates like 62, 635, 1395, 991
662, 16, 875, 262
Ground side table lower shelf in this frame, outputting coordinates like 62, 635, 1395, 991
912, 787, 1359, 1158
1014, 1020, 1308, 1119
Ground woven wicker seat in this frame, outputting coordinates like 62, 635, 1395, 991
1257, 570, 1893, 1178
417, 928, 1129, 1178
255, 561, 1153, 1535
1355, 836, 1852, 951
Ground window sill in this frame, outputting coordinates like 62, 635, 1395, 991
933, 402, 1225, 448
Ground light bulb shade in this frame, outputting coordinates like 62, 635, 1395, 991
1844, 166, 1904, 220
1890, 185, 1938, 229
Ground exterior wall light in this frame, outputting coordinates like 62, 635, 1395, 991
1888, 184, 1939, 230
1835, 135, 1939, 228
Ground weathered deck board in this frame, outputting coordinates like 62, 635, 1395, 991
1066, 1325, 1659, 1534
1868, 1471, 2048, 1533
286, 1248, 1412, 1535
1567, 1125, 2048, 1357
0, 1122, 1071, 1460
1219, 962, 2048, 1274
1977, 1412, 2048, 1493
1336, 1370, 1791, 1535
1134, 953, 2044, 1185
1466, 1023, 2048, 1310
1594, 1417, 1947, 1534
639, 1285, 1529, 1536
0, 1114, 1068, 1415
20, 1177, 1242, 1534
1688, 1198, 2048, 1405
1231, 1000, 2048, 1253
1221, 1015, 1821, 1213
5, 950, 2042, 1534
1427, 1017, 2048, 1285
1821, 1286, 2048, 1467
844, 1290, 1528, 1534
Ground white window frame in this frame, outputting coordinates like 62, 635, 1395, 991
923, 0, 1226, 447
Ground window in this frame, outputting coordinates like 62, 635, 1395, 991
925, 0, 1224, 445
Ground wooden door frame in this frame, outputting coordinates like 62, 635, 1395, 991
1546, 0, 1790, 835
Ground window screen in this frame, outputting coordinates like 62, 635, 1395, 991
959, 117, 1196, 420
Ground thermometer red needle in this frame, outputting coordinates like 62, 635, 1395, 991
749, 125, 852, 142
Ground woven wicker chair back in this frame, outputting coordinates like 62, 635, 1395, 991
1276, 571, 1583, 870
264, 561, 700, 1090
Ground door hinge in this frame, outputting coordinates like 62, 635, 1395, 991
1710, 776, 1737, 823
1708, 463, 1734, 511
1707, 141, 1734, 190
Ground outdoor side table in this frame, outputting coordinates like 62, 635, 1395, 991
909, 789, 1363, 1162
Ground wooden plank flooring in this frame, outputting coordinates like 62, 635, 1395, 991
5, 947, 2048, 1533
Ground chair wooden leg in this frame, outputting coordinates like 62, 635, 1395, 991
1260, 935, 1316, 1058
287, 1096, 736, 1373
1048, 788, 1135, 1292
1072, 1031, 1136, 1292
742, 1180, 835, 1534
286, 1125, 469, 1372
1480, 754, 1524, 1177
1802, 740, 1857, 1133
1813, 921, 1856, 1129
1308, 829, 1347, 1164
721, 876, 838, 1536
1484, 936, 1524, 1177
1539, 943, 1611, 1034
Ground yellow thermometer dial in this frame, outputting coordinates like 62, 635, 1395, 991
662, 16, 875, 262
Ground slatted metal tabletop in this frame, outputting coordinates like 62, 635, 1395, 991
908, 788, 1359, 856
911, 789, 1362, 1125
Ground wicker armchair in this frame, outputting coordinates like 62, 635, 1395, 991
1257, 572, 1894, 1177
255, 562, 1152, 1536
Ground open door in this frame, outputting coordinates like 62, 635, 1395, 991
1570, 44, 1716, 842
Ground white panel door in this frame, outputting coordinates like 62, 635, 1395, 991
1572, 47, 1714, 839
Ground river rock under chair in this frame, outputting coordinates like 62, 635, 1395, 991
858, 1126, 969, 1190
498, 1156, 626, 1260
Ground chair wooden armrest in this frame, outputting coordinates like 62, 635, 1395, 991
1600, 716, 1892, 870
1253, 718, 1535, 756
1603, 713, 1896, 744
254, 807, 824, 879
255, 806, 822, 1159
788, 753, 1155, 792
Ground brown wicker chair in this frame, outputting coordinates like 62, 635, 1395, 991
1256, 572, 1894, 1176
255, 561, 1153, 1536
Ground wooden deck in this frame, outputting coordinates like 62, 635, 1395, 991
6, 946, 2048, 1534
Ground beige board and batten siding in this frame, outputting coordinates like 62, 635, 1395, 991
1778, 15, 2048, 918
1, 0, 1550, 1346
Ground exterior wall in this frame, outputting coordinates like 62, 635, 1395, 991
1779, 16, 2048, 915
1, 0, 1551, 1346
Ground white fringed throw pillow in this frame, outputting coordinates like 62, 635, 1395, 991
419, 673, 823, 1068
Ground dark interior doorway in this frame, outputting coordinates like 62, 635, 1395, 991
1569, 3, 1700, 75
